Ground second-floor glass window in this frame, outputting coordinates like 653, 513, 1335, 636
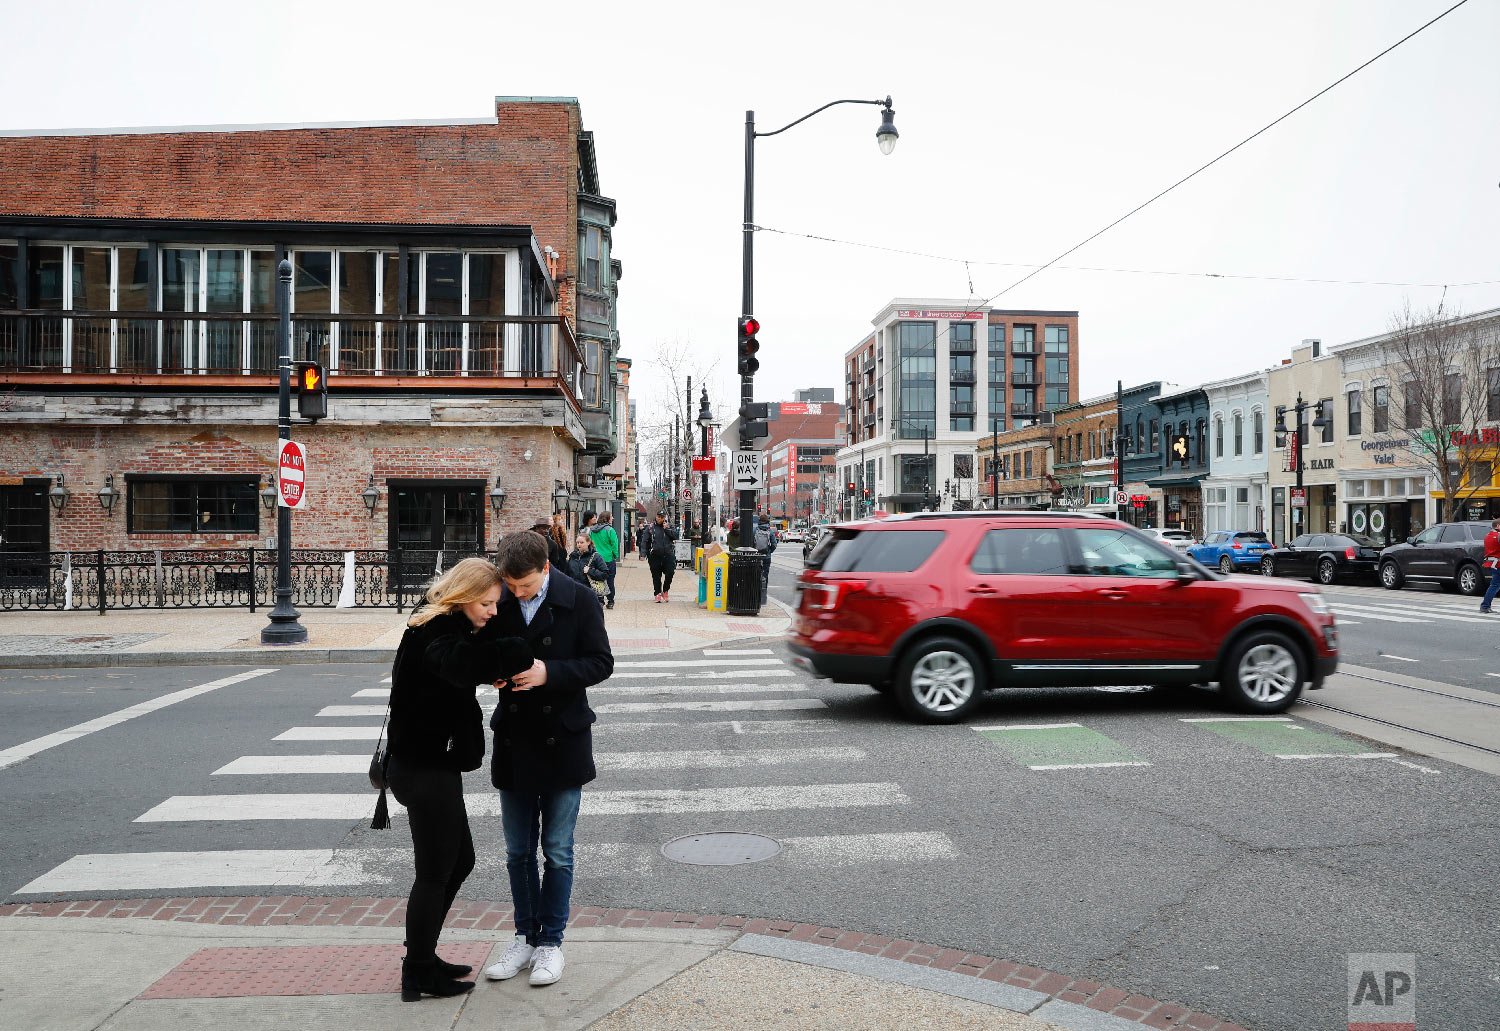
1214, 416, 1224, 458
1320, 397, 1334, 443
1347, 387, 1362, 435
1233, 412, 1243, 456
580, 227, 602, 288
1371, 385, 1388, 431
1253, 409, 1264, 453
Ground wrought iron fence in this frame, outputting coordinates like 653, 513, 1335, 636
0, 548, 490, 613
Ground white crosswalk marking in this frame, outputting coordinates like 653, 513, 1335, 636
1328, 605, 1426, 623
15, 849, 407, 894
605, 669, 797, 680
351, 688, 389, 698
317, 705, 389, 717
596, 746, 864, 771
135, 783, 908, 822
1331, 602, 1491, 624
701, 648, 775, 656
592, 682, 808, 696
594, 698, 825, 714
615, 658, 786, 668
275, 726, 383, 741
214, 755, 372, 775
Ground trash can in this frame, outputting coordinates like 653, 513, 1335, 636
727, 548, 762, 615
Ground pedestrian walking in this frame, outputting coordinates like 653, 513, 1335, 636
481, 532, 613, 988
589, 511, 620, 609
566, 532, 610, 603
636, 522, 649, 561
1480, 517, 1500, 614
646, 512, 677, 602
532, 518, 567, 571
386, 557, 533, 1001
753, 513, 778, 603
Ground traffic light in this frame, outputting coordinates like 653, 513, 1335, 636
846, 481, 856, 493
737, 315, 761, 375
740, 401, 769, 441
294, 361, 327, 422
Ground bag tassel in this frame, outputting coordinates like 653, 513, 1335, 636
371, 787, 391, 830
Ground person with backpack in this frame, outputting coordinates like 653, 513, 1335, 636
588, 511, 620, 610
753, 513, 778, 602
647, 512, 677, 602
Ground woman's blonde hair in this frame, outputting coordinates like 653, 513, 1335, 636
407, 556, 503, 626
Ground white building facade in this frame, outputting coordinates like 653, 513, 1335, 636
1202, 370, 1270, 533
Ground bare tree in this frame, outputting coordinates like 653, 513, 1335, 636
1380, 303, 1500, 521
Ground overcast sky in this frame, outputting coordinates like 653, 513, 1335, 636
7, 0, 1498, 447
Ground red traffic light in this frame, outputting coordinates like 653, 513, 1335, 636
743, 317, 760, 337
300, 365, 322, 392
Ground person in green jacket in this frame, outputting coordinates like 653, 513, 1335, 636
589, 511, 620, 609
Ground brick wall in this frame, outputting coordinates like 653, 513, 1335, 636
0, 422, 573, 552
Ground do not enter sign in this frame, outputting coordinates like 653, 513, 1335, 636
278, 439, 308, 509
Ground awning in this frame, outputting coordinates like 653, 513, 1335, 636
1144, 472, 1208, 489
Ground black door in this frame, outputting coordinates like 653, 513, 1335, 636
387, 480, 485, 582
0, 481, 50, 587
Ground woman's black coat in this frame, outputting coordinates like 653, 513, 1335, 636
387, 610, 533, 772
482, 568, 614, 794
565, 547, 607, 587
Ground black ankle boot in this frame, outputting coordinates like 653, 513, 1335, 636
405, 941, 472, 979
401, 958, 475, 1002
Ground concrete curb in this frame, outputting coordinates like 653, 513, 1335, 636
0, 647, 397, 669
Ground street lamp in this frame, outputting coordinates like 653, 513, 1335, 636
734, 94, 897, 614
260, 478, 277, 512
698, 387, 712, 546
488, 475, 507, 516
1273, 392, 1330, 536
48, 474, 69, 512
361, 474, 380, 517
96, 474, 120, 515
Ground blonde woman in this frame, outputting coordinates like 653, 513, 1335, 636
387, 557, 533, 1001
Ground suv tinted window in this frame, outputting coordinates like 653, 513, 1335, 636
1469, 524, 1492, 541
1207, 532, 1227, 544
1439, 524, 1467, 543
1413, 526, 1441, 545
1073, 526, 1179, 579
819, 529, 945, 573
1233, 532, 1269, 542
971, 528, 1069, 575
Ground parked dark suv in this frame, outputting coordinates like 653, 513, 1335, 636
1377, 521, 1490, 595
789, 511, 1338, 723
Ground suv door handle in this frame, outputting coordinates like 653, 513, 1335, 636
1095, 589, 1129, 601
966, 584, 999, 595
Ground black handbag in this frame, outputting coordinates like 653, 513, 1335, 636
369, 706, 392, 829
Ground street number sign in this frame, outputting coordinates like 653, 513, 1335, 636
732, 450, 765, 490
277, 439, 308, 509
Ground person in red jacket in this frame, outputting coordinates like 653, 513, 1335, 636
1480, 517, 1500, 614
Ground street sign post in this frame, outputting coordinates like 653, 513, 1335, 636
732, 450, 765, 490
277, 439, 308, 509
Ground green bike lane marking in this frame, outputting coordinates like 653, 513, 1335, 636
1180, 716, 1397, 759
973, 722, 1151, 771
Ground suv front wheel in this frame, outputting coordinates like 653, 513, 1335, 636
894, 636, 985, 724
1456, 563, 1482, 596
1221, 630, 1305, 713
1380, 561, 1404, 590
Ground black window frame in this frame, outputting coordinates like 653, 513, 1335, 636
1372, 386, 1389, 433
1346, 386, 1362, 436
126, 474, 260, 535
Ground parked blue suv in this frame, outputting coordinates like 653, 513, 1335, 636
1189, 530, 1272, 574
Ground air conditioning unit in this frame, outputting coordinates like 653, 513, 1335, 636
1036, 410, 1054, 425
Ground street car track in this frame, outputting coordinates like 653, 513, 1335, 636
1300, 667, 1500, 758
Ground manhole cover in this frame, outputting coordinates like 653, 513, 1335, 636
661, 832, 781, 866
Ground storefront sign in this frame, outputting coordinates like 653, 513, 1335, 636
779, 403, 824, 416
1309, 458, 1334, 470
895, 309, 985, 320
1450, 427, 1500, 447
1360, 438, 1410, 466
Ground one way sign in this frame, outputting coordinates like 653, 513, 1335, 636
732, 450, 765, 490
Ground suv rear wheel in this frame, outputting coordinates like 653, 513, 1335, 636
894, 636, 985, 724
1380, 561, 1404, 590
1220, 630, 1305, 713
1456, 563, 1482, 596
1218, 556, 1233, 574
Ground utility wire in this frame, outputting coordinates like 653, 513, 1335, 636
755, 223, 1500, 290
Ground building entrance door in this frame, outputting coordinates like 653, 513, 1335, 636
387, 480, 485, 585
0, 481, 50, 587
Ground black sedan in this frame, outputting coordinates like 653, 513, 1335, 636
1260, 532, 1382, 585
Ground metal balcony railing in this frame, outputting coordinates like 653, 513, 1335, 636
948, 337, 976, 353
1011, 372, 1039, 386
949, 369, 976, 384
950, 401, 976, 415
0, 309, 582, 397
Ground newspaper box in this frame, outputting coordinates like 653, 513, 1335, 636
703, 550, 729, 612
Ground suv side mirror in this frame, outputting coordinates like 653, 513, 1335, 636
1174, 558, 1198, 584
1406, 536, 1415, 545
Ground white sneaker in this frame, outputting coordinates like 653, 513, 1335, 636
528, 945, 564, 986
484, 936, 535, 980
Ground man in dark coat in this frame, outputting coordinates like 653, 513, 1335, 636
479, 532, 613, 988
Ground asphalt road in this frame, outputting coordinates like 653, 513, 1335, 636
2, 571, 1497, 1031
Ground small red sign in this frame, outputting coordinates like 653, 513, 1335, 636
277, 439, 307, 509
692, 457, 716, 472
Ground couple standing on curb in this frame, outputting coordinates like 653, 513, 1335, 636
384, 531, 613, 1001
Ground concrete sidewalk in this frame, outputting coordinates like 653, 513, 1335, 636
0, 898, 1251, 1031
0, 559, 792, 668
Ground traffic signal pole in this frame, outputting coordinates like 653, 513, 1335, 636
262, 258, 307, 645
739, 109, 758, 552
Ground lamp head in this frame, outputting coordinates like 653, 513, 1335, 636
876, 97, 898, 155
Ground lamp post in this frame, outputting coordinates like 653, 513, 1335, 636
698, 387, 712, 547
1273, 392, 1330, 537
734, 96, 897, 610
261, 258, 307, 645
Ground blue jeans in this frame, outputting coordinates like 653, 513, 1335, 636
1482, 565, 1500, 611
499, 787, 581, 947
604, 559, 617, 603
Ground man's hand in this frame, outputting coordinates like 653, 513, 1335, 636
509, 659, 548, 691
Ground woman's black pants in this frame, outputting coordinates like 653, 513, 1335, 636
388, 756, 475, 961
649, 555, 675, 595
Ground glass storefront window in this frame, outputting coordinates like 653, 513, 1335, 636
70, 246, 112, 372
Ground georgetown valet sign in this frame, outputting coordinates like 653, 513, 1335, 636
1362, 439, 1413, 466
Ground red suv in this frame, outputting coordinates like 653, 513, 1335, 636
789, 511, 1338, 723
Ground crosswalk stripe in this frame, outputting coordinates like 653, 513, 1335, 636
685, 669, 796, 680
214, 755, 369, 775
13, 849, 407, 895
317, 705, 388, 718
701, 649, 775, 656
275, 727, 383, 741
775, 831, 958, 865
134, 782, 908, 822
0, 669, 277, 773
614, 658, 786, 668
1331, 602, 1491, 624
596, 746, 863, 771
593, 719, 839, 734
1327, 605, 1427, 623
594, 699, 825, 714
592, 682, 808, 696
352, 688, 389, 698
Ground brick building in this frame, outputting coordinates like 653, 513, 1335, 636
758, 392, 842, 525
0, 97, 625, 565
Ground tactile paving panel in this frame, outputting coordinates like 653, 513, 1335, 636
138, 942, 495, 999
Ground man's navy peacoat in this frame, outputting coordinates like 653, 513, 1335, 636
483, 566, 614, 794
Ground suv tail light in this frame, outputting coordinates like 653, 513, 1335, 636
1345, 546, 1357, 560
803, 580, 868, 612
